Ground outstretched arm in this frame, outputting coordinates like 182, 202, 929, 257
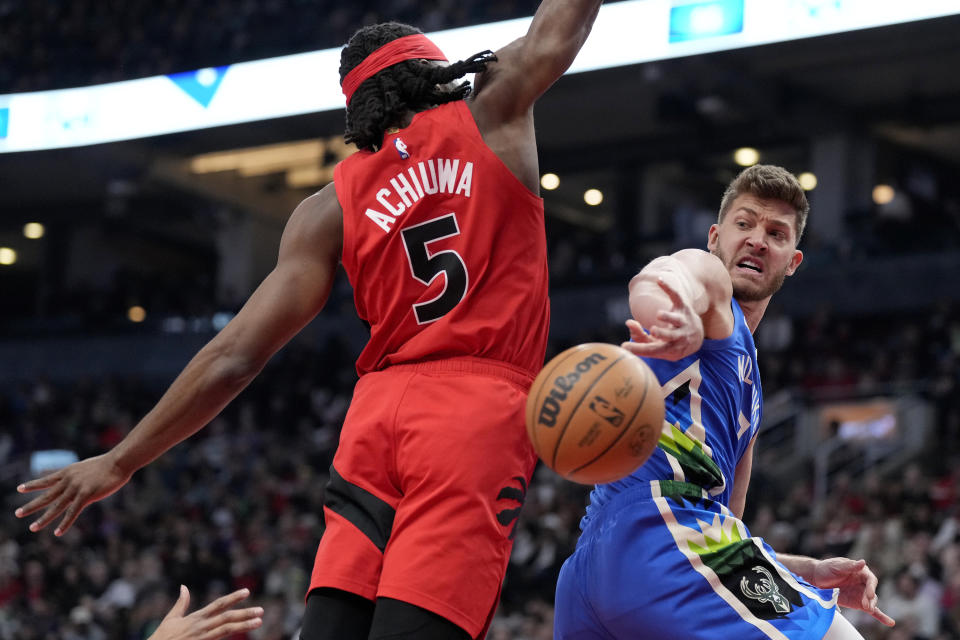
150, 586, 263, 640
468, 1, 603, 193
621, 249, 734, 361
16, 184, 343, 535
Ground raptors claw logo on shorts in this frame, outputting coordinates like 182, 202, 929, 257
495, 476, 528, 539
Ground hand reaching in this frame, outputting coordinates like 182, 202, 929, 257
150, 586, 263, 640
15, 453, 131, 536
621, 277, 704, 362
812, 557, 895, 627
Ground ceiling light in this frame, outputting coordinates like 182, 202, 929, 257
584, 189, 604, 206
23, 222, 45, 239
797, 172, 817, 191
127, 306, 146, 323
0, 247, 16, 265
733, 147, 760, 167
872, 184, 895, 205
540, 173, 560, 190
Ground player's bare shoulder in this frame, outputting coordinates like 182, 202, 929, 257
677, 249, 734, 338
670, 250, 730, 299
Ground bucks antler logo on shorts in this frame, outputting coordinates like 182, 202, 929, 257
740, 566, 792, 614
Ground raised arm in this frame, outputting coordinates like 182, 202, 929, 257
16, 184, 343, 535
621, 249, 734, 361
468, 1, 603, 192
472, 0, 603, 120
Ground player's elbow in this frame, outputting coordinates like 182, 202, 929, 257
218, 354, 263, 389
203, 341, 265, 392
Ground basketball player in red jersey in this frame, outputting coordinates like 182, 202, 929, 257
15, 2, 604, 638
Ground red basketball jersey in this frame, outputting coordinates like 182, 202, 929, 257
334, 100, 550, 377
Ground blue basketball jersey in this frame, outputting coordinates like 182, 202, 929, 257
588, 299, 762, 515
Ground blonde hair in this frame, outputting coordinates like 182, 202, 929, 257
718, 165, 809, 243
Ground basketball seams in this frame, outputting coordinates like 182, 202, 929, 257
526, 342, 664, 485
550, 355, 627, 472
566, 360, 652, 478
528, 345, 591, 458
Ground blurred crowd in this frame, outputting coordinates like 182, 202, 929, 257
0, 0, 550, 94
0, 299, 958, 639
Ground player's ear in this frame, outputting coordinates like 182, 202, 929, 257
785, 249, 803, 276
706, 224, 719, 251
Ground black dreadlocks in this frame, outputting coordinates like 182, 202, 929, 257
339, 22, 496, 152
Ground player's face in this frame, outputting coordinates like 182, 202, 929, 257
707, 194, 804, 302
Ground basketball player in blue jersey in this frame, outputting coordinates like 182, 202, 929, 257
554, 165, 895, 639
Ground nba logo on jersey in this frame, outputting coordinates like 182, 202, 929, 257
394, 138, 410, 159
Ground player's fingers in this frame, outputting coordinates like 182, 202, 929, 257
17, 472, 62, 494
861, 567, 878, 608
656, 278, 685, 307
15, 486, 64, 519
648, 325, 681, 341
196, 588, 251, 616
842, 557, 864, 572
656, 310, 685, 327
199, 613, 263, 640
870, 606, 895, 627
620, 340, 670, 356
53, 494, 89, 536
167, 585, 190, 618
207, 606, 264, 626
625, 320, 654, 342
28, 490, 76, 532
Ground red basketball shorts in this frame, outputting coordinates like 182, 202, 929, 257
308, 356, 539, 639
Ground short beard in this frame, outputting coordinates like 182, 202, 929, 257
710, 246, 787, 302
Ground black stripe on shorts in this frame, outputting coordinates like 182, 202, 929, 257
323, 465, 396, 552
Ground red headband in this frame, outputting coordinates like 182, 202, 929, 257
341, 34, 448, 105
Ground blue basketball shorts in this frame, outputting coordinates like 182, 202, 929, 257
554, 481, 838, 640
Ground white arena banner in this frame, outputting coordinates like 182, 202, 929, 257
1, 0, 958, 153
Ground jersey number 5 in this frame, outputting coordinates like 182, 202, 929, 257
401, 213, 469, 324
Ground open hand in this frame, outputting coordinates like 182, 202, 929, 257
15, 453, 131, 536
813, 557, 895, 627
150, 586, 263, 640
621, 277, 704, 361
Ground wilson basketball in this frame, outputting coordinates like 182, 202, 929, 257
525, 342, 664, 484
